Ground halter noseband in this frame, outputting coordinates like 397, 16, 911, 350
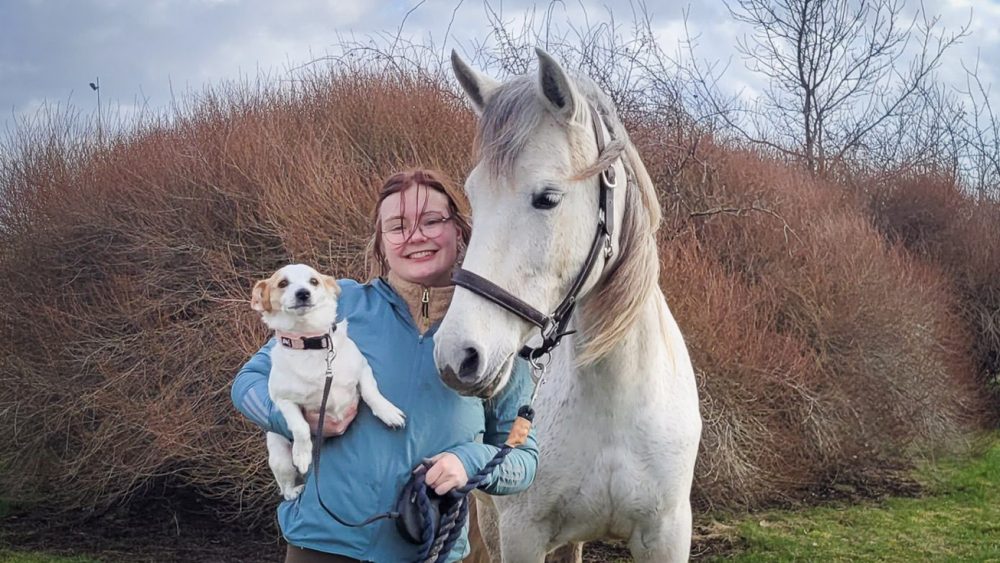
452, 101, 621, 361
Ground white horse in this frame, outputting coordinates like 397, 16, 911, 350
433, 48, 702, 562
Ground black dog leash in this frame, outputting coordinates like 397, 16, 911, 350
311, 353, 401, 527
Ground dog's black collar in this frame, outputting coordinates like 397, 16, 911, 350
277, 324, 337, 350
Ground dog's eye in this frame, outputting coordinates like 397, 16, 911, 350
277, 279, 288, 289
309, 278, 319, 286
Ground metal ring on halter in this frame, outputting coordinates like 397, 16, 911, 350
601, 165, 618, 189
528, 351, 551, 376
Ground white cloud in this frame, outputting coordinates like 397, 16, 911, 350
2, 0, 999, 138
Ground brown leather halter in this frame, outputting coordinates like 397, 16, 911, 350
452, 101, 621, 362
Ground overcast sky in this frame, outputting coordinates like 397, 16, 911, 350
1, 0, 996, 137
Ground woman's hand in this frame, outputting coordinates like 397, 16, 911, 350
424, 452, 469, 495
303, 401, 358, 437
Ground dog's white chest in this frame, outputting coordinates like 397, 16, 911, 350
268, 345, 360, 415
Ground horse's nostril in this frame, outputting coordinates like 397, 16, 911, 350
458, 347, 480, 382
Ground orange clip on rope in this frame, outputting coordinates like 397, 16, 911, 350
504, 405, 535, 448
505, 416, 532, 447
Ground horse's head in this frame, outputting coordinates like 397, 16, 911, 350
434, 48, 644, 398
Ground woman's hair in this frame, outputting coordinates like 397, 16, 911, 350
366, 168, 472, 279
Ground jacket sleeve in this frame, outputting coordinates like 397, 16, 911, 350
230, 338, 293, 439
446, 359, 539, 495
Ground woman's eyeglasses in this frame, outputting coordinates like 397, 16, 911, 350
382, 213, 453, 244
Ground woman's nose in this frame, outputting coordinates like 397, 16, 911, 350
408, 225, 429, 242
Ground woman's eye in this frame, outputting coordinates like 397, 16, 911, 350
309, 278, 319, 286
532, 191, 563, 210
277, 280, 289, 288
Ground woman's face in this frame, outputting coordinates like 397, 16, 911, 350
379, 183, 461, 287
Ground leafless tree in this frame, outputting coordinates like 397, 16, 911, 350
956, 56, 1000, 200
690, 0, 970, 175
465, 0, 692, 126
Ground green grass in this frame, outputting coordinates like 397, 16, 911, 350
2, 437, 999, 562
711, 434, 1000, 561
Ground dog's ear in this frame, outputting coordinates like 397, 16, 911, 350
321, 275, 341, 298
251, 279, 272, 312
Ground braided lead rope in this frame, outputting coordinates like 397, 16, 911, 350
420, 364, 548, 561
415, 471, 437, 560
417, 444, 517, 563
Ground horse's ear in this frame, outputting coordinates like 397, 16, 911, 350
451, 50, 498, 115
535, 47, 578, 122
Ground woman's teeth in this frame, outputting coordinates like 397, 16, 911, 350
408, 250, 435, 259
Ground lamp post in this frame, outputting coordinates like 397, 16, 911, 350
89, 77, 102, 144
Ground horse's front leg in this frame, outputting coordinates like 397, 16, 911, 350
467, 492, 501, 563
545, 542, 583, 563
497, 515, 553, 563
628, 500, 693, 563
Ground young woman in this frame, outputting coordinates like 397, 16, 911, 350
232, 169, 537, 562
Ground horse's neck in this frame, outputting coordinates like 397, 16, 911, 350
567, 287, 679, 392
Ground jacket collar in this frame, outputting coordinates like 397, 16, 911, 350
370, 275, 454, 335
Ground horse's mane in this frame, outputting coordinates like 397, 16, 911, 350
475, 74, 662, 366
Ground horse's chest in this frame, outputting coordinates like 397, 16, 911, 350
533, 383, 693, 515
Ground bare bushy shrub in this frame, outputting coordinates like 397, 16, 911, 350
865, 172, 1000, 405
0, 46, 990, 529
643, 135, 986, 510
0, 68, 473, 523
660, 235, 822, 510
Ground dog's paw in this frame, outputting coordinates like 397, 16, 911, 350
292, 442, 312, 474
282, 484, 305, 501
372, 401, 406, 429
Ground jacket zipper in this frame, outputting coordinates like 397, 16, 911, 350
421, 287, 430, 327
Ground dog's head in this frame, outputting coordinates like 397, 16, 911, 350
250, 264, 341, 332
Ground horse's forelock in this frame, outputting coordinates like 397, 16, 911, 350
475, 76, 546, 179
475, 74, 599, 180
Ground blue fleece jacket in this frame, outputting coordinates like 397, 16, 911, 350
231, 278, 538, 562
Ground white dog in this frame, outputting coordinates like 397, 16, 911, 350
250, 264, 405, 500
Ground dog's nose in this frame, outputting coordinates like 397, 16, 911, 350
295, 288, 311, 302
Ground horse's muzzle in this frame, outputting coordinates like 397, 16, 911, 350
438, 352, 511, 399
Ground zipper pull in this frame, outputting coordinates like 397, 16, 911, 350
421, 287, 430, 323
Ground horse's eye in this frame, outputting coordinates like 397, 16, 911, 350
532, 191, 563, 210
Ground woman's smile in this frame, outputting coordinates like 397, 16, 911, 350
405, 249, 437, 260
